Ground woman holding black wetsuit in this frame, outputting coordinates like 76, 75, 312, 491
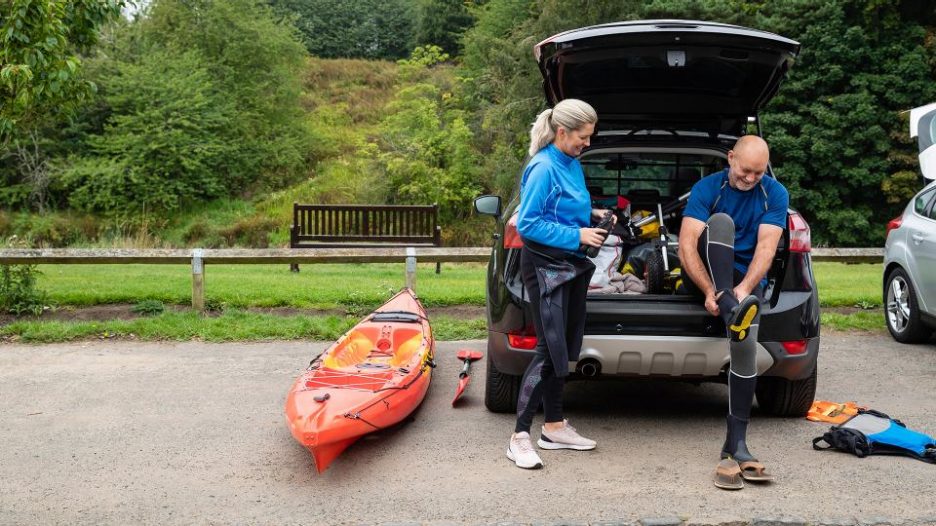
506, 98, 612, 469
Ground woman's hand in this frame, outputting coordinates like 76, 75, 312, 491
579, 227, 607, 248
591, 208, 617, 229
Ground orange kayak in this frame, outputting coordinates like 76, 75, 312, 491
284, 288, 435, 473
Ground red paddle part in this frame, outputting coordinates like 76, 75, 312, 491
452, 349, 484, 405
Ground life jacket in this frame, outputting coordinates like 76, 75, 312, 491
813, 409, 936, 464
806, 400, 866, 425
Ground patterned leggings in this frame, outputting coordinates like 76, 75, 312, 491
514, 246, 590, 434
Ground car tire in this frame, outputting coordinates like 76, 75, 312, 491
484, 354, 521, 413
755, 366, 817, 417
884, 267, 933, 343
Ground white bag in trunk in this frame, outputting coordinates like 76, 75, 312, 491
588, 234, 623, 289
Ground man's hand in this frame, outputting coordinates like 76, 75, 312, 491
733, 284, 752, 302
704, 290, 720, 316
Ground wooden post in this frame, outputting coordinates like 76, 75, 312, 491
192, 248, 205, 313
405, 247, 416, 291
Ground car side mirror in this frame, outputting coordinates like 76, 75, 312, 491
474, 195, 502, 219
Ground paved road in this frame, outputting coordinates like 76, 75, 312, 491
1, 331, 934, 526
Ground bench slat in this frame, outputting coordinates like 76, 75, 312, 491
291, 203, 442, 248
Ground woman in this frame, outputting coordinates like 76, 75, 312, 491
506, 98, 612, 469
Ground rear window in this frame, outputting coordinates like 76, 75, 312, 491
580, 151, 725, 209
913, 188, 935, 215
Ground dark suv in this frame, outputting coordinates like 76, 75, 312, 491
474, 20, 819, 416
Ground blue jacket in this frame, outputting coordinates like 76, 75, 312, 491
517, 144, 591, 253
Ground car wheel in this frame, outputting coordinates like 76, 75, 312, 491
755, 366, 817, 417
484, 353, 521, 413
885, 267, 933, 343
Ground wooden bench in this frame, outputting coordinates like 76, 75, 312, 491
289, 203, 443, 272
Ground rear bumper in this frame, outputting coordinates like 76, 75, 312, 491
488, 330, 818, 380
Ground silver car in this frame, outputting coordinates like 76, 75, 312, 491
884, 103, 936, 342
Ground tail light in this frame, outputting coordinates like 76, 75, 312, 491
886, 214, 903, 239
788, 212, 811, 253
507, 331, 537, 350
503, 213, 523, 249
781, 339, 808, 355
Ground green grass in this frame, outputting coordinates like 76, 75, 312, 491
36, 261, 883, 310
35, 262, 487, 311
812, 261, 882, 308
1, 261, 887, 342
0, 311, 486, 343
821, 310, 885, 332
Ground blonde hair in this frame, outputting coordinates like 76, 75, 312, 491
528, 98, 598, 157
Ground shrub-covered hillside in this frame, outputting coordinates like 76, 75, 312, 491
2, 0, 935, 247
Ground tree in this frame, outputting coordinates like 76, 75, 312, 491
415, 0, 475, 56
376, 47, 483, 222
0, 0, 125, 141
269, 0, 417, 60
140, 0, 312, 191
58, 49, 240, 214
49, 0, 313, 215
757, 0, 936, 245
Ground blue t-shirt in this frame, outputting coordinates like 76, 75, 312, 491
517, 144, 591, 254
684, 169, 789, 277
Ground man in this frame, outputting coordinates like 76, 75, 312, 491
677, 135, 789, 490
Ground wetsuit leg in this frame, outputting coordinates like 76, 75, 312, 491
700, 213, 745, 317
695, 214, 765, 461
516, 247, 566, 434
515, 350, 559, 433
723, 301, 761, 461
540, 265, 591, 424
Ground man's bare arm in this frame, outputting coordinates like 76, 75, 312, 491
735, 224, 783, 299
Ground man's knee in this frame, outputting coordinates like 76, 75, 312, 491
706, 213, 735, 246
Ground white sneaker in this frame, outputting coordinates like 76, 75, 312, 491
537, 420, 597, 450
506, 432, 544, 469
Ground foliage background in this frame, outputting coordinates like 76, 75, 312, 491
1, 0, 935, 248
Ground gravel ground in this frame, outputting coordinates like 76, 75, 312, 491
0, 330, 934, 525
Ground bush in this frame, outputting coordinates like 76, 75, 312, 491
308, 157, 388, 205
9, 211, 101, 247
183, 221, 212, 246
131, 300, 165, 317
58, 50, 239, 214
374, 47, 483, 223
0, 237, 48, 316
302, 57, 398, 124
204, 297, 226, 313
0, 211, 10, 237
218, 215, 280, 248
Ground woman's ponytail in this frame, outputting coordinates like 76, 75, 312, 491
528, 109, 556, 157
527, 99, 597, 157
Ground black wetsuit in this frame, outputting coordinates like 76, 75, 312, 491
515, 239, 594, 434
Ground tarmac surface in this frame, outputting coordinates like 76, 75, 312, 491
1, 330, 935, 525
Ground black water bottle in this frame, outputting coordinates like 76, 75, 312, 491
583, 211, 613, 258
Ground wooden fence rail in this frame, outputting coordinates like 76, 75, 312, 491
0, 247, 881, 312
0, 247, 491, 312
809, 247, 884, 264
